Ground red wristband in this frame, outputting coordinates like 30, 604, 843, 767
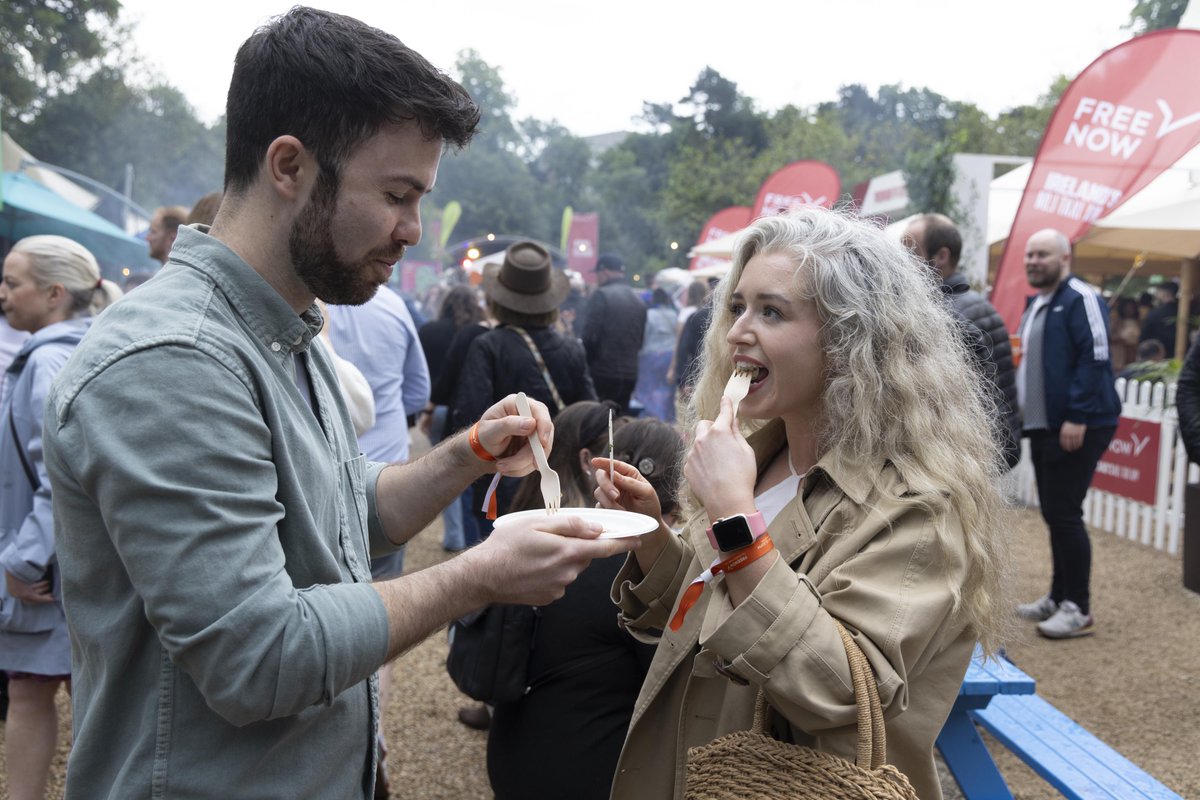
468, 422, 496, 462
669, 533, 775, 632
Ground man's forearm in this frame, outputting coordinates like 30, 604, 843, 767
372, 546, 492, 661
375, 430, 487, 545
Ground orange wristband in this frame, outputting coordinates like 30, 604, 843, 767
468, 422, 496, 462
669, 533, 775, 632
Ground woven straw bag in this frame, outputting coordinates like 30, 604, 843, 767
684, 621, 919, 800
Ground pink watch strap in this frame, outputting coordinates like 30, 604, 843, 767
706, 510, 768, 551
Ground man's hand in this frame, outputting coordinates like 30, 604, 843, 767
469, 513, 639, 606
474, 395, 555, 477
5, 571, 54, 604
1060, 421, 1087, 452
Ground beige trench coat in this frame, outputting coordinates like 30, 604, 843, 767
609, 420, 976, 800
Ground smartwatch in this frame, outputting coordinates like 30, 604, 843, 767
706, 511, 768, 552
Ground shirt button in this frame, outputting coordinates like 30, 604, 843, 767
270, 342, 282, 352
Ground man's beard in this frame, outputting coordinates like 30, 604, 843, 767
289, 171, 402, 306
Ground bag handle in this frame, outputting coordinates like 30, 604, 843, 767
508, 326, 566, 412
8, 409, 39, 492
752, 619, 887, 770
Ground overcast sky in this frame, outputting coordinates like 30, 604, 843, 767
119, 0, 1141, 138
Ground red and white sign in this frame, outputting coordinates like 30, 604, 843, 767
1091, 417, 1161, 505
991, 30, 1200, 331
566, 212, 599, 280
751, 161, 841, 219
689, 206, 752, 271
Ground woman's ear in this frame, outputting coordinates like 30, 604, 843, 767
579, 448, 594, 477
46, 282, 68, 311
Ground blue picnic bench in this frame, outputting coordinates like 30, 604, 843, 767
938, 648, 1182, 799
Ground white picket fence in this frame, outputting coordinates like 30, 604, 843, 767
1012, 378, 1190, 555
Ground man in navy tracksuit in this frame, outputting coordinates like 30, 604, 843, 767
1015, 228, 1120, 639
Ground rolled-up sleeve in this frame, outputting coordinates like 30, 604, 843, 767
611, 532, 694, 637
59, 346, 390, 726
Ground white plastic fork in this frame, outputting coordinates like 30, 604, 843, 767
515, 392, 561, 514
723, 367, 753, 418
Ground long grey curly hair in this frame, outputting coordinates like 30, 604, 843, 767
682, 207, 1012, 653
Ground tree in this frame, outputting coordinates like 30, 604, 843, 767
453, 49, 519, 152
1126, 0, 1189, 33
0, 0, 121, 124
17, 66, 224, 213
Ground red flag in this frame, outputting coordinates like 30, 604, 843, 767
992, 30, 1200, 330
751, 161, 840, 218
688, 205, 752, 271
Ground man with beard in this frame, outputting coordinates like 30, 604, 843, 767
1014, 228, 1120, 640
40, 9, 638, 799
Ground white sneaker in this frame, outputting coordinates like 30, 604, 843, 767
1017, 595, 1058, 621
1037, 600, 1095, 639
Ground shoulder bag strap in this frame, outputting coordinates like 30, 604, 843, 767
8, 409, 40, 492
508, 326, 566, 412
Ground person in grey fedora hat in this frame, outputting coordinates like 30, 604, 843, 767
455, 240, 597, 523
582, 252, 646, 413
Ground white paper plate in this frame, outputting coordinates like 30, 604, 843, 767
491, 507, 658, 538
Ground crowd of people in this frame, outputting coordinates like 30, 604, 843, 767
0, 6, 1180, 800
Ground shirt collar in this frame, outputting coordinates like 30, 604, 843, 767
171, 225, 323, 360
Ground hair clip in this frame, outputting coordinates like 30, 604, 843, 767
637, 457, 656, 476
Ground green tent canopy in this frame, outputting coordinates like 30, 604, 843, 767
1, 172, 154, 276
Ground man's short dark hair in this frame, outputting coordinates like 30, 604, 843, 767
917, 213, 962, 269
223, 7, 480, 194
1138, 339, 1166, 361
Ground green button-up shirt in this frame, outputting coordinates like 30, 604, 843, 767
44, 225, 394, 799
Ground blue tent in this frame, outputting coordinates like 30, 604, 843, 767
1, 172, 154, 276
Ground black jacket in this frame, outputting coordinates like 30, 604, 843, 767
455, 324, 597, 426
1177, 339, 1200, 463
942, 272, 1022, 470
581, 280, 646, 380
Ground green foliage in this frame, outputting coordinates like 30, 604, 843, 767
1126, 0, 1190, 33
13, 66, 224, 211
0, 0, 121, 124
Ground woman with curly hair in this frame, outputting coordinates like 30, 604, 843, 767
596, 207, 1012, 800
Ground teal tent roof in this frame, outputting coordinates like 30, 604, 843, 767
1, 172, 153, 275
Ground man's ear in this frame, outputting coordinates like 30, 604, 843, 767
933, 246, 954, 276
264, 135, 315, 202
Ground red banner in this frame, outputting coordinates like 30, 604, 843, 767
1091, 417, 1161, 505
689, 205, 752, 271
751, 161, 841, 218
991, 30, 1200, 331
566, 212, 599, 280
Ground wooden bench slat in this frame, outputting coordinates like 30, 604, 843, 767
975, 695, 1182, 800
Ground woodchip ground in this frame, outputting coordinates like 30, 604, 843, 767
3, 481, 1197, 799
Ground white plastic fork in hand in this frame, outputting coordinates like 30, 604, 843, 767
723, 367, 753, 418
515, 392, 561, 514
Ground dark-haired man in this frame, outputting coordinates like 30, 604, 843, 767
903, 213, 1021, 469
582, 253, 646, 413
42, 9, 636, 798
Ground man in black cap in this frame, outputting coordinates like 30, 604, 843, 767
582, 253, 646, 413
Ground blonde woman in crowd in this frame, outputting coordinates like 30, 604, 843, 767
0, 236, 121, 800
596, 208, 1011, 800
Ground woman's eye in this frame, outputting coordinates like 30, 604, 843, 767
729, 303, 745, 316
